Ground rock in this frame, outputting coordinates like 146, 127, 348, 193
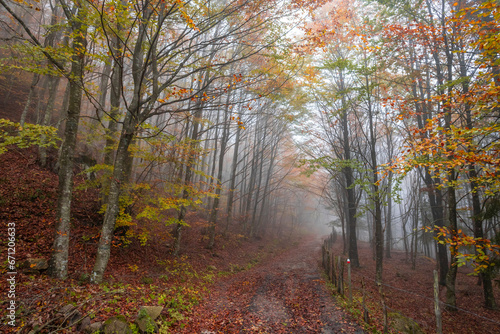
390, 312, 425, 334
207, 265, 217, 271
78, 316, 91, 332
84, 322, 102, 334
102, 317, 132, 334
135, 307, 161, 334
57, 304, 81, 327
22, 258, 49, 270
135, 314, 158, 334
138, 306, 163, 320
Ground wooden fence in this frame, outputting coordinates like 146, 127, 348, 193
320, 234, 443, 334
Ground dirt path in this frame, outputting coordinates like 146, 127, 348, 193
180, 236, 364, 333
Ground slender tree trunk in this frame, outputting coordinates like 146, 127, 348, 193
224, 104, 242, 233
256, 130, 280, 235
97, 60, 112, 121
20, 73, 40, 126
208, 95, 231, 248
385, 130, 394, 259
57, 80, 71, 131
205, 109, 220, 211
49, 3, 88, 279
39, 75, 61, 167
412, 202, 419, 270
250, 117, 268, 238
445, 169, 458, 310
91, 116, 136, 283
244, 121, 261, 233
365, 67, 383, 283
459, 45, 497, 308
342, 113, 359, 265
173, 105, 203, 256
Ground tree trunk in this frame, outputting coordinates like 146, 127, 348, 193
244, 121, 261, 233
445, 170, 458, 311
173, 104, 203, 256
224, 103, 242, 233
256, 129, 280, 236
208, 94, 231, 249
39, 75, 61, 167
91, 116, 136, 283
49, 3, 88, 279
20, 73, 40, 126
365, 67, 383, 283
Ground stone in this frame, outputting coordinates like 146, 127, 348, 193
22, 258, 49, 270
78, 316, 91, 332
390, 312, 425, 334
102, 317, 132, 334
135, 315, 158, 334
84, 322, 102, 334
138, 306, 163, 320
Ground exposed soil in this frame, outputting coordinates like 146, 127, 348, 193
179, 236, 364, 334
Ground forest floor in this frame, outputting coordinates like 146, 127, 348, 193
1, 108, 500, 333
1, 147, 500, 333
327, 241, 500, 334
0, 147, 363, 333
177, 235, 364, 334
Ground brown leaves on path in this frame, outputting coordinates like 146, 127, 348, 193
178, 236, 364, 334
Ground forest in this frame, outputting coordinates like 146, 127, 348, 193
1, 0, 500, 333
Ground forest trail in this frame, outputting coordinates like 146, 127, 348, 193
180, 236, 364, 333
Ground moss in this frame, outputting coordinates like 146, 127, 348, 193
389, 312, 424, 334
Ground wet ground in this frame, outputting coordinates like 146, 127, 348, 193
180, 236, 365, 333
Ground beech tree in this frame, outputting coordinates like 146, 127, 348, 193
0, 0, 91, 279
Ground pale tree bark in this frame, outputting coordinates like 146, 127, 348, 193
249, 116, 268, 238
20, 74, 40, 127
224, 93, 244, 233
91, 0, 152, 282
49, 1, 88, 279
173, 104, 204, 256
255, 126, 281, 236
207, 87, 232, 248
39, 6, 65, 167
244, 119, 261, 233
360, 53, 383, 283
91, 114, 136, 282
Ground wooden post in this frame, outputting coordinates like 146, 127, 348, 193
326, 250, 331, 281
337, 256, 344, 295
331, 254, 336, 287
347, 258, 352, 304
322, 244, 326, 269
362, 278, 369, 324
328, 251, 333, 282
434, 270, 442, 334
